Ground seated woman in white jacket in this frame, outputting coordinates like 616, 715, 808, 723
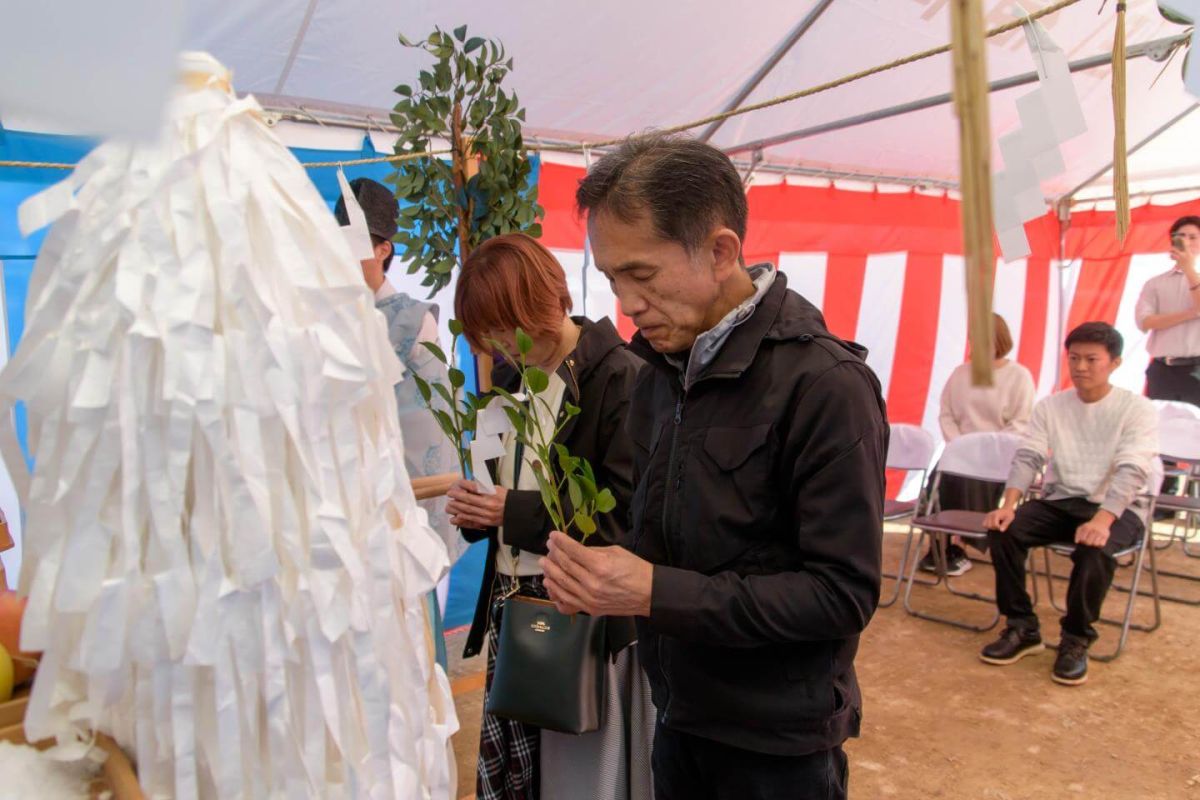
919, 313, 1036, 575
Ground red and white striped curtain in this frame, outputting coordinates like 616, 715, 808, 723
537, 161, 1200, 444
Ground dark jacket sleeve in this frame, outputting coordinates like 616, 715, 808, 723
647, 361, 886, 647
501, 356, 639, 553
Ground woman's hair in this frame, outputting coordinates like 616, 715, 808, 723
455, 233, 573, 353
993, 313, 1014, 359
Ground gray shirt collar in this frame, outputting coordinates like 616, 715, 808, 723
667, 263, 777, 390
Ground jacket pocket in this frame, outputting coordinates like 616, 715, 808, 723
678, 424, 775, 572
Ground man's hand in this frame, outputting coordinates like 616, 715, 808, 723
1075, 511, 1115, 549
541, 531, 653, 618
984, 506, 1016, 532
361, 256, 386, 293
1171, 242, 1198, 279
446, 480, 507, 529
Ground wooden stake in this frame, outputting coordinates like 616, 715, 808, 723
1112, 3, 1130, 242
950, 0, 996, 387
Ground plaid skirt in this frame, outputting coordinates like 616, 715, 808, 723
477, 574, 549, 800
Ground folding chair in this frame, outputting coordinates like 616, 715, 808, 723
1133, 419, 1200, 605
902, 432, 1024, 631
1152, 400, 1200, 507
1038, 458, 1164, 662
879, 424, 938, 607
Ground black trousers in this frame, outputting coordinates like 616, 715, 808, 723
652, 723, 848, 800
988, 497, 1143, 644
1146, 358, 1200, 405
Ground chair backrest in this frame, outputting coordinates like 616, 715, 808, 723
1153, 399, 1200, 426
886, 424, 937, 472
936, 431, 1024, 483
1158, 417, 1200, 463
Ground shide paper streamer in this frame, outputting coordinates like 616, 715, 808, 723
3, 52, 457, 799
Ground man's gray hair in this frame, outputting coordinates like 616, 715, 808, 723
575, 133, 748, 255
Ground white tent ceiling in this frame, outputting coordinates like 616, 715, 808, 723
177, 0, 1200, 201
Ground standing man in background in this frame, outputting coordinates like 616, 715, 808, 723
1135, 215, 1200, 404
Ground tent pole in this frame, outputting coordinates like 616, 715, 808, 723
696, 0, 835, 143
722, 34, 1189, 156
1061, 102, 1200, 202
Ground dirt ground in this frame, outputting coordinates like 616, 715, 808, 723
446, 523, 1200, 799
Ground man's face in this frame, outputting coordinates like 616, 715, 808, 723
589, 210, 724, 354
1067, 341, 1120, 394
1172, 223, 1200, 256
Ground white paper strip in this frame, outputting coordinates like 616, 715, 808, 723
0, 52, 456, 799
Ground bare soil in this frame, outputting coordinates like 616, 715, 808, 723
448, 524, 1200, 799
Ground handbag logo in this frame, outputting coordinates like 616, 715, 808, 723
530, 614, 551, 634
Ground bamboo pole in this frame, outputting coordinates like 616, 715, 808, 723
1112, 2, 1130, 242
411, 472, 458, 501
950, 0, 996, 387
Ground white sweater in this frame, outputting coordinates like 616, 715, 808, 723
939, 360, 1035, 440
1007, 387, 1159, 517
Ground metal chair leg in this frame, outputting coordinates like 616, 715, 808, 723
902, 531, 999, 632
880, 522, 938, 608
1044, 541, 1161, 662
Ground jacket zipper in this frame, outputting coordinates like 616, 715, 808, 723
658, 382, 686, 725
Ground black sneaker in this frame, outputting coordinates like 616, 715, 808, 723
979, 626, 1044, 665
1051, 637, 1089, 686
917, 547, 938, 573
944, 544, 972, 577
917, 544, 972, 576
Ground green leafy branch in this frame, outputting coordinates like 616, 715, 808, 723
390, 25, 544, 295
488, 330, 615, 542
411, 319, 492, 475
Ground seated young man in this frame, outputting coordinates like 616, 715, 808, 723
979, 321, 1158, 686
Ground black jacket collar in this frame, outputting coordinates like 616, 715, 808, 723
629, 273, 867, 386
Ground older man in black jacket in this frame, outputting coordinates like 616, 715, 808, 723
540, 134, 887, 800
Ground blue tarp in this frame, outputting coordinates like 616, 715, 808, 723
0, 127, 493, 629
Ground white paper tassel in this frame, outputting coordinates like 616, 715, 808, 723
2, 52, 457, 799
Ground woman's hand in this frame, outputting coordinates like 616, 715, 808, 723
446, 479, 508, 529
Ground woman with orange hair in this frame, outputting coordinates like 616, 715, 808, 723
447, 233, 652, 800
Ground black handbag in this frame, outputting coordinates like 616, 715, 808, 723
485, 593, 609, 734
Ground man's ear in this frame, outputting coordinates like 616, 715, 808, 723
374, 239, 393, 271
710, 227, 743, 281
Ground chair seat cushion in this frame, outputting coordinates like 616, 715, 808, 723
1154, 494, 1200, 512
911, 509, 991, 538
883, 499, 917, 520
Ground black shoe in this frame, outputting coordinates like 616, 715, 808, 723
917, 547, 937, 573
1052, 637, 1089, 686
944, 544, 972, 577
979, 626, 1044, 665
918, 544, 972, 576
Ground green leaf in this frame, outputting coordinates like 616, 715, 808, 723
465, 36, 485, 53
555, 443, 571, 471
532, 466, 560, 520
595, 489, 616, 514
568, 478, 583, 510
516, 329, 533, 355
454, 24, 468, 42
419, 340, 449, 364
413, 374, 433, 406
525, 367, 549, 395
398, 32, 414, 46
449, 318, 465, 337
573, 512, 597, 537
431, 381, 454, 408
395, 84, 413, 97
431, 408, 457, 440
503, 405, 525, 437
448, 368, 466, 389
564, 402, 581, 418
